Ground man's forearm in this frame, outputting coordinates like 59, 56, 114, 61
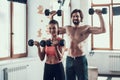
99, 14, 106, 33
58, 27, 66, 34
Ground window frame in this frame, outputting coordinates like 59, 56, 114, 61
91, 0, 120, 51
0, 1, 28, 60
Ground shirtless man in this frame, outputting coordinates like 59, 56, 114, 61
50, 9, 106, 80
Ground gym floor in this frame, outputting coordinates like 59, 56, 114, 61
98, 76, 120, 80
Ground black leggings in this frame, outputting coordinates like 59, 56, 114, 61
43, 62, 65, 80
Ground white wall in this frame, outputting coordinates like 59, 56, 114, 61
27, 0, 50, 57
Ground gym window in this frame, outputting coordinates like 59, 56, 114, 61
0, 0, 28, 60
91, 0, 120, 50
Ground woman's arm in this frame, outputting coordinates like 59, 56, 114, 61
34, 41, 45, 61
55, 46, 63, 60
52, 40, 64, 60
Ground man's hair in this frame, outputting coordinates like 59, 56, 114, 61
49, 19, 59, 28
71, 9, 83, 22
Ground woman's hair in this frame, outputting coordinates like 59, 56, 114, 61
71, 9, 84, 22
49, 19, 59, 28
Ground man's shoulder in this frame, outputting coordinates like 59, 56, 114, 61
78, 25, 90, 29
80, 25, 90, 27
64, 25, 72, 30
65, 25, 72, 27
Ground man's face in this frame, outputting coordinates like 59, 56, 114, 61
71, 12, 81, 25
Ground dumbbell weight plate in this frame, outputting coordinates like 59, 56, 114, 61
40, 40, 46, 47
46, 40, 52, 46
28, 39, 34, 46
59, 39, 65, 46
57, 10, 62, 16
45, 9, 50, 16
102, 8, 107, 14
89, 8, 94, 15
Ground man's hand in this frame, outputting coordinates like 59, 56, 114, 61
49, 10, 57, 19
95, 9, 102, 15
50, 11, 57, 16
58, 27, 66, 34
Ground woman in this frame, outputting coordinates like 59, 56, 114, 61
35, 19, 65, 80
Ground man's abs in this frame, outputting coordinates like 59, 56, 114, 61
68, 47, 85, 57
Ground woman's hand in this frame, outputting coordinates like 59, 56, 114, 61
34, 41, 40, 47
52, 40, 59, 46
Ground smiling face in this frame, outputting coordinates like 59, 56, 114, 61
48, 20, 59, 37
71, 9, 83, 26
71, 12, 81, 25
49, 23, 58, 36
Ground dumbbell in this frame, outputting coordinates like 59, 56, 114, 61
89, 8, 107, 15
59, 39, 65, 46
58, 0, 62, 3
28, 39, 46, 47
39, 40, 46, 47
57, 10, 62, 16
28, 39, 35, 46
46, 39, 65, 46
44, 9, 62, 16
44, 9, 50, 16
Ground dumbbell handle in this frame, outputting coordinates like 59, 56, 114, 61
89, 8, 107, 15
46, 39, 64, 46
44, 9, 62, 16
28, 39, 41, 47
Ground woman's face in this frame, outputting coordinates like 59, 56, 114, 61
49, 23, 58, 36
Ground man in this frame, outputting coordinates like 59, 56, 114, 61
50, 9, 106, 80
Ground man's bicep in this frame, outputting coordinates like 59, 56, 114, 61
88, 27, 103, 34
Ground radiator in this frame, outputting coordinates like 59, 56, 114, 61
3, 65, 29, 80
109, 54, 120, 72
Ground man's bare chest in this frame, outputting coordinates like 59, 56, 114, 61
67, 29, 89, 42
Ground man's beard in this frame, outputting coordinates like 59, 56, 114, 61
73, 20, 80, 25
